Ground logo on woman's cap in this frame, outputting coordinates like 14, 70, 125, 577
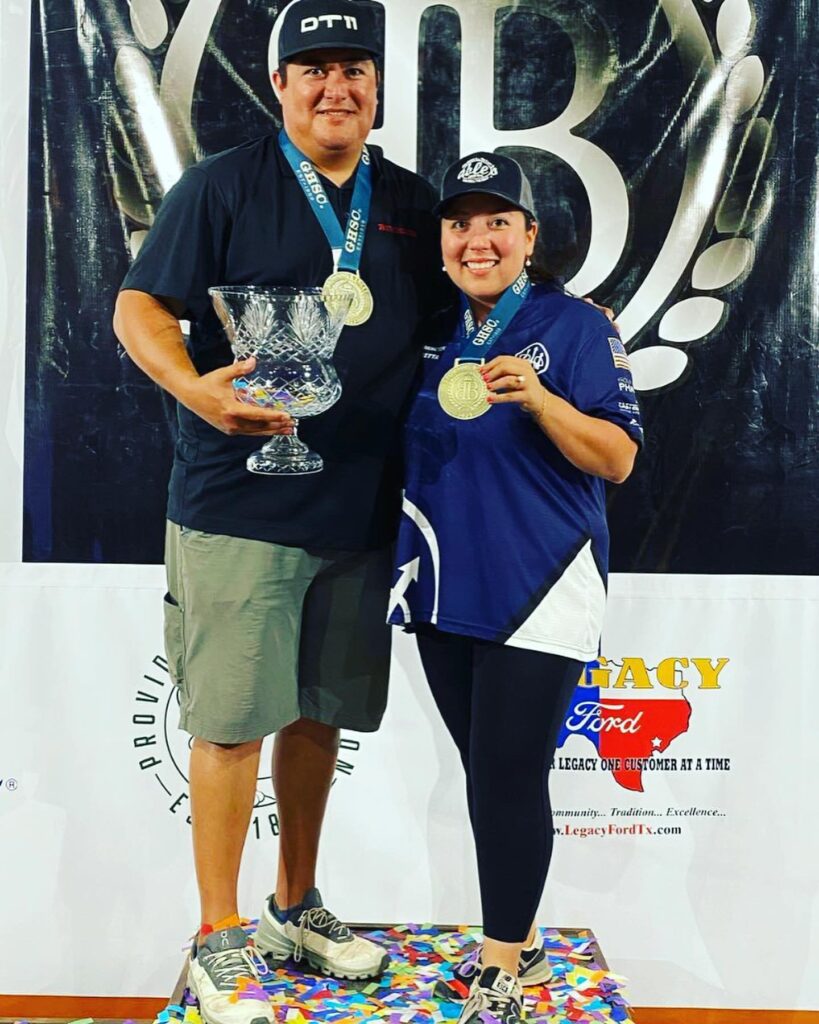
457, 157, 499, 184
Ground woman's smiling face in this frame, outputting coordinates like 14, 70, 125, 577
441, 193, 538, 316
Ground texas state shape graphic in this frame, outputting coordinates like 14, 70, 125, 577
557, 661, 692, 793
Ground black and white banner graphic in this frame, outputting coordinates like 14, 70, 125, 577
22, 0, 819, 571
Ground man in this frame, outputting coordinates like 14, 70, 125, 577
113, 3, 445, 1022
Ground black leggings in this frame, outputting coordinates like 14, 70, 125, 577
416, 626, 582, 943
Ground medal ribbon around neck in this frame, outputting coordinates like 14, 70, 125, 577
279, 129, 374, 325
458, 268, 531, 361
437, 269, 532, 420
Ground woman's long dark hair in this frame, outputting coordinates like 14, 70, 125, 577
525, 215, 562, 287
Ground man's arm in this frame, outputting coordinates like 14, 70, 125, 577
113, 289, 293, 436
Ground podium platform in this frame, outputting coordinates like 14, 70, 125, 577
159, 923, 632, 1024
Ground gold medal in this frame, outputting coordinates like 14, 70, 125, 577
437, 361, 491, 420
322, 271, 374, 327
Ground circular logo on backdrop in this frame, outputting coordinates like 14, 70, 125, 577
130, 654, 360, 841
112, 0, 770, 394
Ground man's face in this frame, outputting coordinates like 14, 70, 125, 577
274, 49, 379, 160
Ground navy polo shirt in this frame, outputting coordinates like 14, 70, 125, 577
122, 135, 448, 550
389, 287, 644, 659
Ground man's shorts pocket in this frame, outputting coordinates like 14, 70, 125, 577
163, 591, 185, 686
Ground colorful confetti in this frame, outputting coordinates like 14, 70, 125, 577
154, 924, 630, 1024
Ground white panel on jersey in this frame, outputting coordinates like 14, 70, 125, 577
506, 539, 605, 660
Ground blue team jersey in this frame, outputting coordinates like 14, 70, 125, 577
388, 285, 644, 660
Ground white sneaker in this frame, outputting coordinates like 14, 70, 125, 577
188, 926, 274, 1024
253, 887, 389, 980
458, 966, 523, 1024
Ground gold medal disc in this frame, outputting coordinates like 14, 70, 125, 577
437, 362, 491, 420
322, 271, 374, 326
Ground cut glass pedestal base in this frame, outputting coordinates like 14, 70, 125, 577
246, 431, 322, 476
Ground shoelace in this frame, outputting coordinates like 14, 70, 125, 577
473, 987, 521, 1024
455, 947, 482, 980
293, 906, 352, 962
201, 943, 267, 989
485, 994, 521, 1023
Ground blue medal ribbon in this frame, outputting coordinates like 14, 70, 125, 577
279, 129, 372, 274
456, 269, 532, 362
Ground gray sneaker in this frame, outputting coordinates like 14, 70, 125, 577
457, 966, 523, 1024
435, 934, 553, 1000
253, 887, 389, 980
517, 938, 554, 985
187, 926, 274, 1024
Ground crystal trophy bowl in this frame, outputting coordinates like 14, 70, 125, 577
209, 285, 351, 475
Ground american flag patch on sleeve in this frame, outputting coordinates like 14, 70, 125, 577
608, 336, 632, 371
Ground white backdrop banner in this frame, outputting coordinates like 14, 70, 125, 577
1, 567, 818, 1009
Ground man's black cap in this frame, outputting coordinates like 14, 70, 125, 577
435, 152, 537, 220
278, 0, 382, 64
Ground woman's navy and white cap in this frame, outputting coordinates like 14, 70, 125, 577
278, 0, 382, 63
435, 152, 537, 220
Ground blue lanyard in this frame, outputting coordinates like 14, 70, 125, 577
457, 270, 531, 361
279, 129, 373, 274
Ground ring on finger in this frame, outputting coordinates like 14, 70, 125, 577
515, 374, 525, 385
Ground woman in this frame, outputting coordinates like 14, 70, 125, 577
388, 153, 642, 1024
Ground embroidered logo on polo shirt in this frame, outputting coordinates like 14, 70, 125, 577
378, 223, 418, 238
516, 341, 550, 375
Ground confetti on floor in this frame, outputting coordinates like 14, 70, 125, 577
158, 924, 631, 1024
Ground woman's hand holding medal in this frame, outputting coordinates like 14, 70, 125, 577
481, 355, 549, 420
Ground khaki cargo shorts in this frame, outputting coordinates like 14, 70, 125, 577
163, 522, 393, 743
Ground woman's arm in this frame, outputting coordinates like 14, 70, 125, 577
481, 355, 638, 484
